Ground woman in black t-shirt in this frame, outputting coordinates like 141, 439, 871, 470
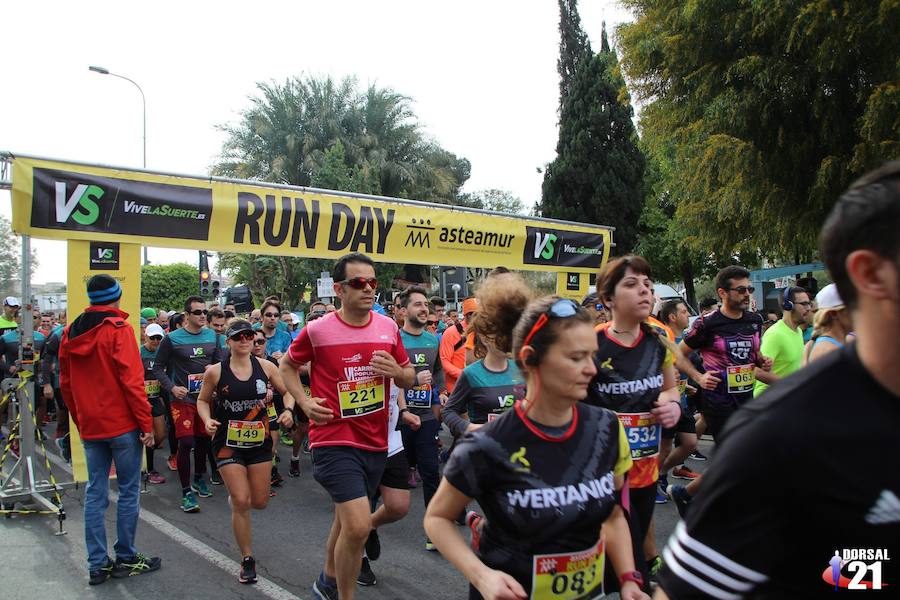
197, 320, 295, 585
425, 274, 649, 600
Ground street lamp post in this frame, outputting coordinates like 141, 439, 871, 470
89, 65, 148, 265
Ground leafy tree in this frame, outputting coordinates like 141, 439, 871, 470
214, 74, 470, 304
541, 23, 646, 253
0, 215, 39, 299
141, 263, 199, 312
557, 0, 592, 106
456, 188, 526, 214
618, 0, 900, 258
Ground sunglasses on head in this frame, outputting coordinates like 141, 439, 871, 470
148, 335, 163, 341
521, 298, 580, 350
189, 309, 208, 316
229, 331, 256, 342
340, 277, 378, 290
263, 312, 279, 318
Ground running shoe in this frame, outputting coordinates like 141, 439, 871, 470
666, 484, 692, 518
166, 455, 178, 471
289, 459, 301, 478
181, 491, 200, 513
365, 529, 381, 561
280, 430, 294, 446
147, 471, 166, 485
302, 436, 311, 454
209, 471, 223, 485
239, 556, 257, 584
191, 478, 212, 498
688, 450, 707, 461
113, 553, 162, 578
655, 484, 668, 505
647, 555, 664, 580
313, 573, 339, 600
672, 465, 700, 480
357, 557, 377, 586
271, 468, 284, 487
466, 511, 483, 552
88, 558, 114, 586
54, 433, 71, 462
425, 537, 436, 552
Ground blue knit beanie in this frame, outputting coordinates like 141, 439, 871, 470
87, 274, 122, 305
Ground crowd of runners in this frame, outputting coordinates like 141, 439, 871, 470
1, 162, 898, 598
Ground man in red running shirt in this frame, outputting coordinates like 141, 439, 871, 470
280, 253, 415, 600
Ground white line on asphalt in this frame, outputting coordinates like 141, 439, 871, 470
46, 449, 303, 600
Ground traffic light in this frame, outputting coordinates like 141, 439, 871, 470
200, 270, 211, 297
211, 278, 221, 298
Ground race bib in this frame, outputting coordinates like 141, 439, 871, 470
531, 540, 604, 600
226, 420, 265, 448
726, 364, 755, 394
337, 377, 385, 418
187, 372, 204, 394
405, 384, 432, 409
618, 412, 661, 460
144, 379, 160, 399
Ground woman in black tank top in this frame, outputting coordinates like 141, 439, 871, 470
197, 320, 296, 585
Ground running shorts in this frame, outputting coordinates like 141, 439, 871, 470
312, 446, 386, 503
663, 410, 697, 439
149, 396, 167, 418
379, 451, 411, 490
170, 401, 207, 439
214, 437, 274, 469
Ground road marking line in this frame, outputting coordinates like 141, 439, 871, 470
46, 449, 303, 600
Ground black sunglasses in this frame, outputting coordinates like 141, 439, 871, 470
263, 312, 279, 318
726, 286, 755, 294
148, 335, 163, 341
189, 309, 209, 316
426, 320, 438, 326
229, 331, 256, 342
253, 339, 267, 346
340, 277, 378, 290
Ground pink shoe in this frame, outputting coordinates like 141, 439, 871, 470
147, 471, 166, 485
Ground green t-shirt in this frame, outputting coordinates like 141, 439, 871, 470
754, 319, 804, 397
0, 315, 18, 333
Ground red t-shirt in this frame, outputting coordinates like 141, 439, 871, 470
287, 311, 410, 452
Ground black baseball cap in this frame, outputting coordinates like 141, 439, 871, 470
225, 320, 254, 339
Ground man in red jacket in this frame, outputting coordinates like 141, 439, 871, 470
59, 274, 162, 585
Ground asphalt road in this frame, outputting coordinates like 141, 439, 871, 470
0, 422, 711, 600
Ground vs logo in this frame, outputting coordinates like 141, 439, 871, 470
55, 182, 104, 225
533, 232, 558, 260
89, 241, 120, 270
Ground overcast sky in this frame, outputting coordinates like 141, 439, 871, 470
1, 0, 633, 284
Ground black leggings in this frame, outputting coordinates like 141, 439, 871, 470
603, 483, 656, 593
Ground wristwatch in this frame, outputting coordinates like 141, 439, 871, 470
398, 408, 409, 417
619, 571, 644, 588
